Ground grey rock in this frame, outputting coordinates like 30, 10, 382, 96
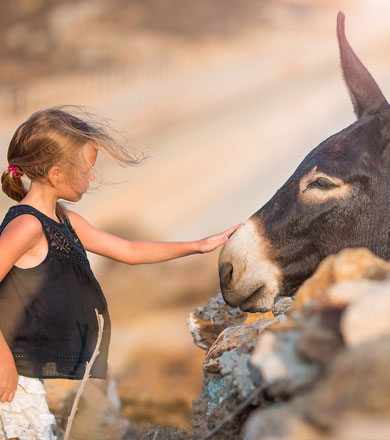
296, 315, 344, 365
207, 377, 232, 416
220, 352, 259, 400
272, 296, 294, 316
243, 401, 320, 440
187, 293, 247, 350
250, 331, 320, 397
204, 316, 285, 374
303, 336, 390, 430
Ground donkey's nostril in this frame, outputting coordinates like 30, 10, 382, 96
219, 262, 233, 287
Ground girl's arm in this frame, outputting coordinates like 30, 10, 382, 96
67, 211, 240, 264
0, 214, 44, 402
0, 330, 18, 403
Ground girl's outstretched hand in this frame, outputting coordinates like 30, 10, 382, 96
196, 224, 242, 253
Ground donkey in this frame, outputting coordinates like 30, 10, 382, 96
219, 12, 390, 312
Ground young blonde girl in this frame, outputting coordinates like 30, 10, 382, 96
0, 106, 239, 440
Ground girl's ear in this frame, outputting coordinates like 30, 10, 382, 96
47, 166, 62, 187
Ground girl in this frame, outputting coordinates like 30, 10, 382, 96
0, 106, 239, 440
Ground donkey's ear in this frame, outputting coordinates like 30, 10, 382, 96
337, 11, 388, 119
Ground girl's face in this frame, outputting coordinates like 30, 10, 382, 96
58, 144, 98, 202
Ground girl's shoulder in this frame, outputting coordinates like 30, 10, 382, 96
0, 209, 43, 249
1, 205, 43, 229
1, 207, 43, 235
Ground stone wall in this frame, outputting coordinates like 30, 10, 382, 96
188, 248, 390, 439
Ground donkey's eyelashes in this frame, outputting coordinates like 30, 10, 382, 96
307, 177, 338, 190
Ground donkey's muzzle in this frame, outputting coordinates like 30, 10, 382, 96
219, 262, 233, 290
218, 218, 282, 312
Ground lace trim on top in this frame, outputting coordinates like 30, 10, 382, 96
2, 205, 89, 267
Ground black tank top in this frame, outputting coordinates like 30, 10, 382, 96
0, 205, 110, 379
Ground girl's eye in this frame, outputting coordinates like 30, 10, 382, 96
308, 177, 337, 190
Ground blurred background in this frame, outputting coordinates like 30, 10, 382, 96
0, 0, 389, 430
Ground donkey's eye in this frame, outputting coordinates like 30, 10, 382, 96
299, 168, 350, 203
308, 177, 337, 190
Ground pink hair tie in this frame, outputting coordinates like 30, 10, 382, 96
8, 165, 23, 178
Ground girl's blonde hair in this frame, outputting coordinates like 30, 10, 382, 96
2, 105, 140, 219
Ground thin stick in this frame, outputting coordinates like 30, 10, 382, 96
64, 309, 104, 440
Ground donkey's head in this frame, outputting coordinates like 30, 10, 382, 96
219, 12, 390, 312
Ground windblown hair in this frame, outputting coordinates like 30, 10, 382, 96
1, 105, 140, 219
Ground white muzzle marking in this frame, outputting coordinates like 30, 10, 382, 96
219, 218, 282, 312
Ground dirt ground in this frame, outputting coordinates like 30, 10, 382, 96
0, 0, 389, 429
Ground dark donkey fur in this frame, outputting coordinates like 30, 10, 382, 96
219, 12, 390, 312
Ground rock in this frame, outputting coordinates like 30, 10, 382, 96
244, 403, 390, 440
192, 373, 246, 440
191, 394, 210, 439
207, 377, 233, 414
293, 248, 390, 311
303, 337, 390, 430
206, 392, 246, 439
295, 316, 344, 365
325, 279, 383, 306
187, 292, 247, 350
295, 306, 344, 365
340, 284, 390, 347
266, 315, 298, 333
203, 316, 284, 374
219, 352, 260, 400
244, 337, 390, 440
191, 316, 283, 439
250, 330, 320, 397
243, 401, 321, 440
45, 378, 131, 440
272, 296, 294, 316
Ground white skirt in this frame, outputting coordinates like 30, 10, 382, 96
0, 376, 56, 440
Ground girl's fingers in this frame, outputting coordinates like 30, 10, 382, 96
199, 223, 243, 252
212, 235, 229, 248
210, 224, 242, 241
223, 223, 242, 237
0, 381, 17, 402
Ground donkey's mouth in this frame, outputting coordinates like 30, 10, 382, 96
239, 285, 273, 313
